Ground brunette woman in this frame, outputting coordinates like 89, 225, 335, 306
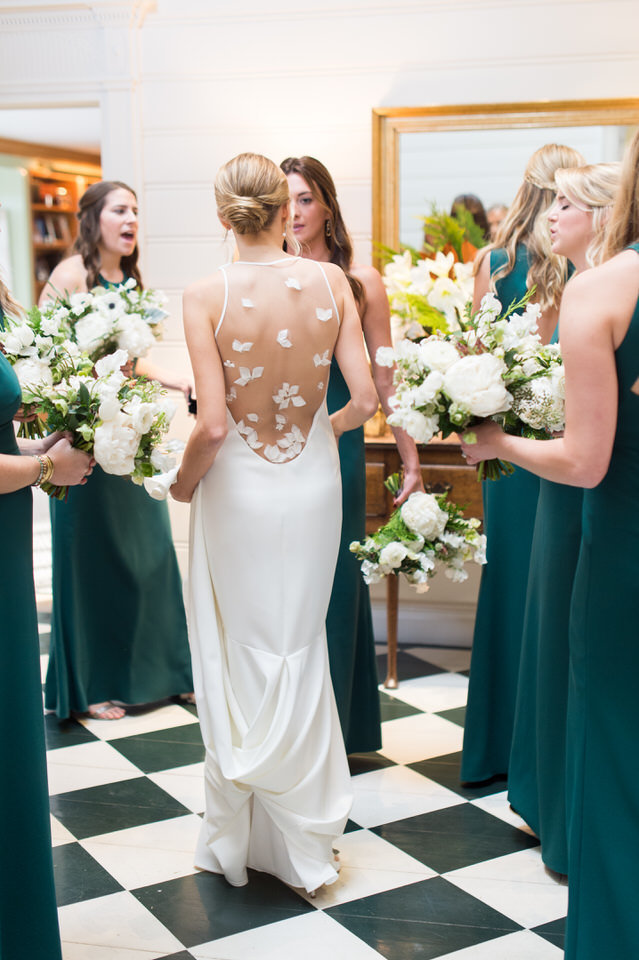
281, 156, 423, 754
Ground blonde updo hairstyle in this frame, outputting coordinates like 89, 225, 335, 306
602, 128, 639, 260
554, 162, 621, 267
215, 153, 293, 242
481, 143, 586, 310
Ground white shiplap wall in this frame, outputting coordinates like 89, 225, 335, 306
1, 0, 638, 642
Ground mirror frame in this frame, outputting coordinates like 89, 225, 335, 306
372, 98, 639, 267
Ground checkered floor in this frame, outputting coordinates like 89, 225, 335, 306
37, 608, 567, 960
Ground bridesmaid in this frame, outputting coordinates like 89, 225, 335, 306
507, 163, 619, 875
461, 128, 639, 959
0, 279, 92, 959
461, 143, 584, 784
41, 180, 194, 720
281, 156, 423, 754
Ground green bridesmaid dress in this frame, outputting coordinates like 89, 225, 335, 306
45, 276, 193, 718
460, 245, 540, 783
326, 357, 381, 754
507, 320, 579, 875
565, 244, 639, 958
0, 348, 62, 959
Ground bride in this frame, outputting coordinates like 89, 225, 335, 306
171, 153, 378, 893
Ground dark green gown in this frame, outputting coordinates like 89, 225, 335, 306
460, 245, 540, 783
565, 244, 639, 958
0, 348, 62, 959
45, 276, 193, 718
507, 322, 579, 875
326, 358, 381, 754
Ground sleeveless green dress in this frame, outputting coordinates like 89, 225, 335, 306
507, 322, 579, 875
326, 357, 381, 754
0, 346, 62, 958
45, 277, 193, 717
565, 244, 639, 958
460, 245, 540, 783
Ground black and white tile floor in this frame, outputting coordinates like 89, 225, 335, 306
38, 613, 567, 960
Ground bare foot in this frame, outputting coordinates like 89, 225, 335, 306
87, 701, 126, 720
179, 693, 196, 705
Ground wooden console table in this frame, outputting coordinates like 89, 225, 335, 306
364, 434, 483, 687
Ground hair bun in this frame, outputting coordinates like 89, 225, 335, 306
215, 154, 289, 235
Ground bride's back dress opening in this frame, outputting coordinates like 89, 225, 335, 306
188, 256, 353, 893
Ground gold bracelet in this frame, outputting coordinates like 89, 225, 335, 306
32, 454, 54, 487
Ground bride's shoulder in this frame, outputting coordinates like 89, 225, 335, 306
183, 271, 226, 313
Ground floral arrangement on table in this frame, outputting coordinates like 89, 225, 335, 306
350, 474, 486, 592
381, 205, 484, 343
41, 279, 169, 362
377, 291, 565, 480
19, 349, 183, 500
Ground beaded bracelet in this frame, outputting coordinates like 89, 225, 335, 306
32, 454, 54, 487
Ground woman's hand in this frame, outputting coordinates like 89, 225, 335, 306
460, 420, 505, 465
48, 438, 95, 487
13, 405, 38, 424
393, 464, 424, 505
169, 473, 193, 503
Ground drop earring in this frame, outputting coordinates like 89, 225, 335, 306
325, 219, 332, 239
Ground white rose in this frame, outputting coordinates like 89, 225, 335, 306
12, 357, 54, 389
400, 492, 449, 540
409, 371, 444, 407
124, 397, 157, 435
387, 408, 438, 444
443, 353, 512, 417
2, 323, 35, 354
143, 466, 179, 501
93, 413, 140, 475
98, 396, 121, 421
379, 542, 409, 569
74, 312, 114, 352
418, 338, 460, 373
116, 315, 156, 359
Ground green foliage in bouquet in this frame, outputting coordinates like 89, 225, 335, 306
421, 204, 486, 259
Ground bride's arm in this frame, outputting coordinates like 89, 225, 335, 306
170, 279, 228, 503
329, 267, 379, 437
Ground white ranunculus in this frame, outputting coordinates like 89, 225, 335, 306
116, 315, 156, 359
400, 492, 449, 541
143, 466, 179, 500
443, 353, 511, 417
375, 346, 396, 368
95, 350, 129, 377
74, 311, 114, 352
93, 413, 140, 475
418, 338, 460, 373
124, 396, 157, 434
2, 323, 35, 354
379, 542, 409, 570
387, 408, 439, 444
12, 357, 54, 389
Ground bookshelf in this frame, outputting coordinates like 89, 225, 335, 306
29, 164, 101, 302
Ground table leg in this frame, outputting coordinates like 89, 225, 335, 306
384, 574, 399, 689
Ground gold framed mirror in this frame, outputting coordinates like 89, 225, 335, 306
372, 99, 639, 267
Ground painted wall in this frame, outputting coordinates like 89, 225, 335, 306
1, 0, 638, 643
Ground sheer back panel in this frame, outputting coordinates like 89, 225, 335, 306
216, 257, 340, 463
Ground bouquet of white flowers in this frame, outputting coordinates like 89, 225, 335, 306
41, 279, 168, 363
378, 291, 565, 479
0, 305, 89, 437
22, 349, 183, 499
383, 250, 474, 342
350, 475, 486, 591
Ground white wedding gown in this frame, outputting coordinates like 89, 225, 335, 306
187, 256, 353, 892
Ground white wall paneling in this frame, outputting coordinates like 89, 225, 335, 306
2, 0, 639, 633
